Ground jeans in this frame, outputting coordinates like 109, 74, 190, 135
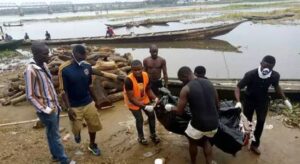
243, 99, 269, 147
37, 111, 69, 164
130, 108, 156, 139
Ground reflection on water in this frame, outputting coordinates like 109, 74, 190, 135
114, 22, 300, 79
97, 39, 241, 53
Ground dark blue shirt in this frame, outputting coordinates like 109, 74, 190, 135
60, 61, 93, 107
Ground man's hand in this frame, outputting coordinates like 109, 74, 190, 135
44, 106, 55, 114
284, 99, 293, 110
153, 97, 160, 106
68, 108, 76, 121
144, 105, 154, 112
235, 102, 243, 109
117, 74, 126, 81
165, 104, 175, 112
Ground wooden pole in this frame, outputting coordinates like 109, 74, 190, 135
0, 114, 68, 127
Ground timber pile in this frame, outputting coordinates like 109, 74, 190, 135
0, 45, 133, 109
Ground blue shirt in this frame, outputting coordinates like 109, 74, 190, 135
59, 61, 93, 107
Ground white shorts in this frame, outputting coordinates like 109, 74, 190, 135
185, 121, 218, 140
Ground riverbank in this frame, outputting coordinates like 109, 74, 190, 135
0, 100, 299, 164
15, 0, 300, 26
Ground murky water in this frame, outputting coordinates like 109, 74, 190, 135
114, 22, 300, 79
1, 3, 300, 79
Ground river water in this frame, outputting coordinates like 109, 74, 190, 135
1, 4, 300, 79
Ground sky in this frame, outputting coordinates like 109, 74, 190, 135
0, 0, 145, 5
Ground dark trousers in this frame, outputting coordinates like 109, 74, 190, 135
130, 108, 156, 139
243, 99, 269, 147
150, 80, 163, 97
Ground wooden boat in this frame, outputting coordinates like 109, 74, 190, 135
93, 39, 241, 53
22, 21, 245, 46
0, 39, 24, 51
167, 78, 300, 101
106, 19, 179, 28
243, 14, 294, 21
3, 21, 23, 27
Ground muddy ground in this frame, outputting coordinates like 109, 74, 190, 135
0, 70, 300, 164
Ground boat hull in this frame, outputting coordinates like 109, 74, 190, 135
0, 39, 24, 51
22, 21, 245, 46
168, 79, 300, 101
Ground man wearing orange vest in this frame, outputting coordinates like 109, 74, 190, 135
123, 60, 160, 145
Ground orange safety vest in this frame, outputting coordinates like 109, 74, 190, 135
123, 72, 150, 110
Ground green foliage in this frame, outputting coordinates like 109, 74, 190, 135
282, 103, 300, 128
0, 50, 16, 59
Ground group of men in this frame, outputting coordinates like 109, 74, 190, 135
23, 31, 51, 41
24, 41, 292, 164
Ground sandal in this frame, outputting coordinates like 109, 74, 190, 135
138, 138, 148, 145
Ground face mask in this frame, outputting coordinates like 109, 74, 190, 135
72, 53, 85, 66
258, 66, 272, 79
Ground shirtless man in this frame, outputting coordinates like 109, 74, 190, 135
143, 44, 168, 96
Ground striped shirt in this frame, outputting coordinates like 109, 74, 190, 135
24, 61, 61, 113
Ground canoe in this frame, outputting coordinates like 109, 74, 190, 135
3, 22, 23, 27
0, 39, 24, 51
22, 21, 246, 46
167, 78, 300, 101
243, 14, 294, 21
106, 19, 179, 28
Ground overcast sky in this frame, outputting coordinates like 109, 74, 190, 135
0, 0, 145, 5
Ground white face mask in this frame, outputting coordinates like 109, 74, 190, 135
72, 53, 85, 66
258, 66, 272, 79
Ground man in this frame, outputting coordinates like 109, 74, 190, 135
105, 26, 115, 38
165, 66, 219, 164
24, 42, 75, 164
143, 44, 168, 96
123, 60, 160, 145
45, 31, 51, 40
4, 33, 13, 41
59, 45, 102, 156
24, 32, 30, 40
235, 55, 292, 155
194, 65, 207, 79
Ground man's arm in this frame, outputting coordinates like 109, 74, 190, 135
274, 85, 287, 100
162, 59, 168, 88
24, 68, 52, 113
234, 87, 242, 102
235, 73, 250, 103
273, 75, 292, 110
272, 74, 287, 100
143, 59, 148, 72
127, 90, 145, 108
58, 68, 76, 120
173, 86, 189, 115
89, 86, 97, 103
